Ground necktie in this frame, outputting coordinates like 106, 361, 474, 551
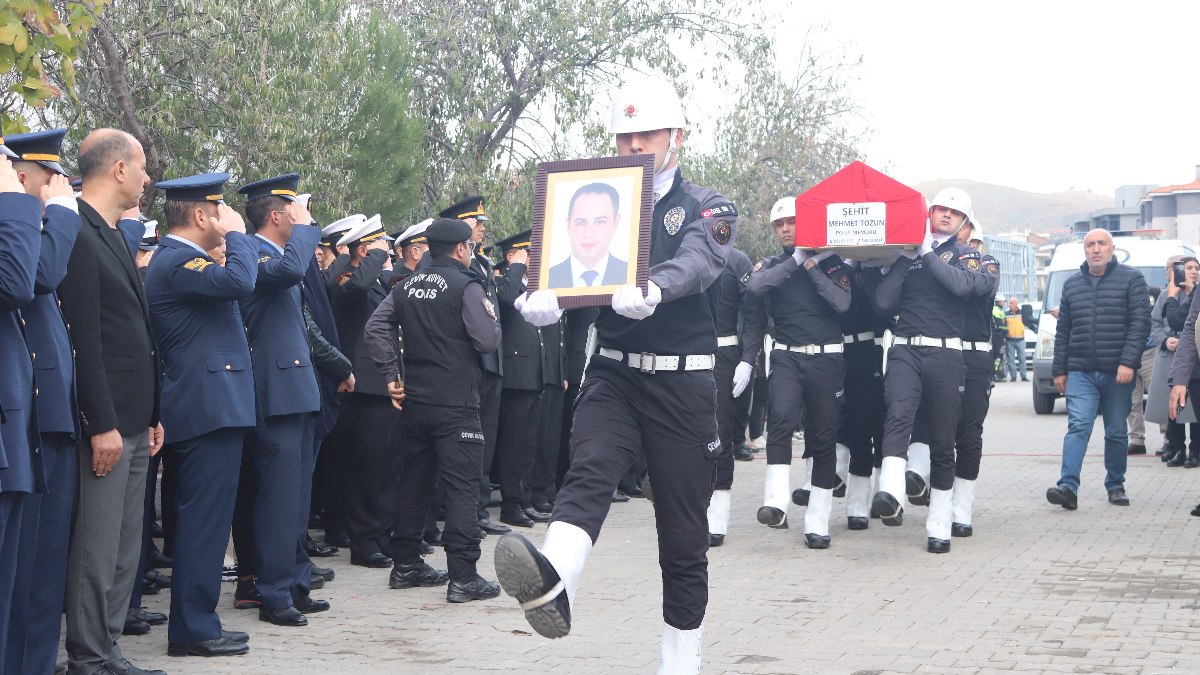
581, 270, 598, 287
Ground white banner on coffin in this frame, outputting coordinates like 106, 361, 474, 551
825, 202, 887, 246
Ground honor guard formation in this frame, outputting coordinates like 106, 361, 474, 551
0, 72, 1177, 675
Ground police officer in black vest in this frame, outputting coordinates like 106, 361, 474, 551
329, 215, 401, 568
496, 75, 735, 674
744, 201, 852, 549
439, 196, 511, 537
870, 187, 994, 553
705, 246, 753, 547
904, 219, 999, 541
364, 218, 503, 603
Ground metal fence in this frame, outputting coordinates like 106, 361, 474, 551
983, 235, 1038, 303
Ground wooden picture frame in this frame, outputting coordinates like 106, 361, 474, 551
528, 154, 655, 308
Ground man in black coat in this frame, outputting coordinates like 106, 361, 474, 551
56, 129, 165, 675
1047, 228, 1150, 510
328, 215, 401, 568
492, 230, 549, 527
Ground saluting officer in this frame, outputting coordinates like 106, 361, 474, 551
390, 218, 431, 287
705, 244, 753, 547
0, 147, 44, 670
313, 212, 366, 549
439, 196, 511, 536
230, 173, 329, 626
904, 219, 999, 540
870, 187, 994, 553
744, 198, 852, 549
363, 218, 503, 602
318, 215, 358, 283
499, 75, 737, 674
329, 215, 402, 568
3, 129, 83, 674
146, 172, 257, 657
493, 230, 551, 528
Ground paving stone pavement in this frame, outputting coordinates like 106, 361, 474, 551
112, 383, 1200, 674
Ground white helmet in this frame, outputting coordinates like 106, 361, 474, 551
609, 75, 686, 134
968, 217, 984, 241
769, 196, 796, 223
929, 187, 975, 225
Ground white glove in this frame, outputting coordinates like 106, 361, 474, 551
612, 281, 661, 320
791, 248, 809, 265
732, 361, 753, 397
918, 228, 935, 256
519, 290, 563, 327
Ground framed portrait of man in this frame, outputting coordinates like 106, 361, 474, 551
528, 154, 654, 308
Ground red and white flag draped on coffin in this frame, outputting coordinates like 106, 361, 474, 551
794, 161, 927, 262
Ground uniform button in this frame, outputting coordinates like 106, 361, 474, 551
225, 364, 232, 370
150, 350, 156, 356
30, 352, 36, 361
294, 359, 300, 365
35, 388, 39, 396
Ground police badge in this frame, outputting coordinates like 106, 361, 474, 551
663, 206, 685, 235
966, 258, 980, 270
939, 250, 954, 263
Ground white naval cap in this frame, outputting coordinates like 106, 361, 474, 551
336, 214, 391, 248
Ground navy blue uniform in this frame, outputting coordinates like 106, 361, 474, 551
0, 191, 42, 669
233, 225, 322, 610
147, 231, 258, 645
7, 198, 80, 675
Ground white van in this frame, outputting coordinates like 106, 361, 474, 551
1031, 237, 1195, 414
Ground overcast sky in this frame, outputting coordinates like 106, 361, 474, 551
771, 0, 1200, 196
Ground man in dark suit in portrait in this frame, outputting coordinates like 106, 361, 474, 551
548, 182, 628, 289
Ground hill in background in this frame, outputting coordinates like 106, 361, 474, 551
914, 179, 1113, 235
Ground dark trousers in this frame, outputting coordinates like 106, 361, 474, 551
341, 394, 403, 558
839, 342, 885, 477
315, 418, 351, 539
764, 351, 845, 489
955, 351, 993, 481
159, 451, 178, 557
166, 428, 245, 644
390, 401, 483, 581
478, 372, 503, 517
551, 356, 717, 631
714, 346, 752, 490
496, 389, 543, 512
882, 345, 965, 491
15, 433, 75, 675
129, 452, 160, 609
747, 352, 769, 439
232, 414, 314, 608
530, 383, 565, 503
0, 493, 24, 670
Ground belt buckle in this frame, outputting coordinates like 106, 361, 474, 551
639, 352, 657, 374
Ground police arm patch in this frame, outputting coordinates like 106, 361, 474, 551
183, 257, 213, 272
335, 271, 353, 286
482, 297, 496, 320
712, 218, 732, 245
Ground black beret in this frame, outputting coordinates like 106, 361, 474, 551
425, 218, 473, 244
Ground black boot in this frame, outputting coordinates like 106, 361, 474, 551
1168, 448, 1187, 467
1161, 445, 1181, 463
1185, 446, 1200, 469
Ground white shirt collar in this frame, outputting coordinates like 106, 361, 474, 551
570, 254, 609, 287
653, 167, 679, 205
255, 233, 285, 255
165, 233, 207, 254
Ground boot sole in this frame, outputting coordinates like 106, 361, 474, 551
905, 471, 929, 505
494, 534, 571, 638
870, 493, 903, 526
389, 576, 449, 589
756, 506, 788, 528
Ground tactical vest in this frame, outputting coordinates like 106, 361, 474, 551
764, 253, 847, 346
595, 175, 717, 356
393, 258, 484, 408
893, 240, 969, 340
